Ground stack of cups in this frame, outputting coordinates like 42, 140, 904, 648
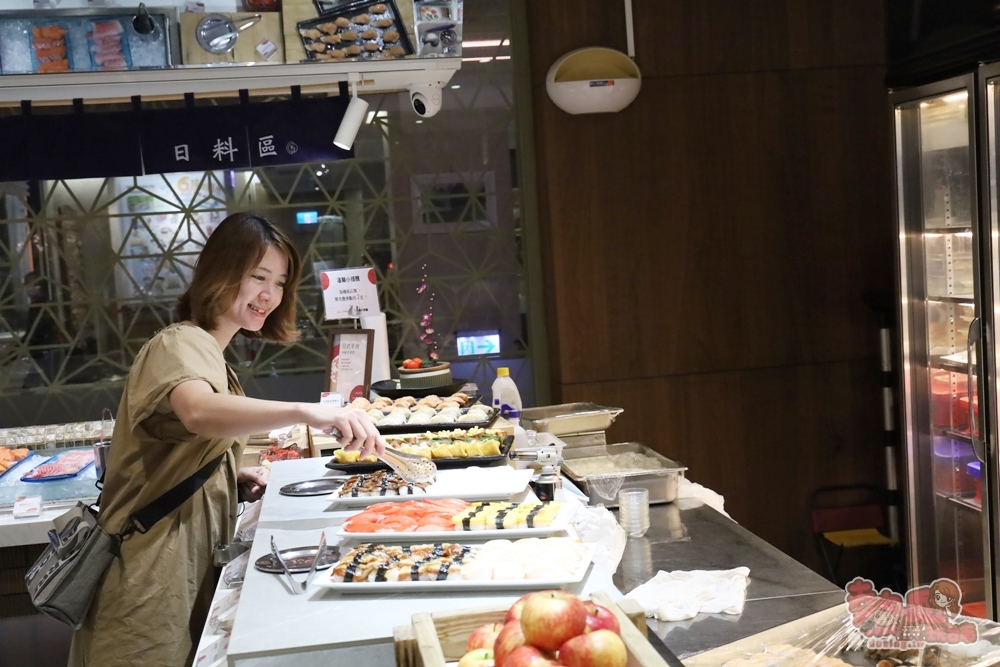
618, 487, 650, 538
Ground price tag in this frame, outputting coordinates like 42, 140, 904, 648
320, 392, 343, 407
320, 267, 380, 320
12, 496, 42, 519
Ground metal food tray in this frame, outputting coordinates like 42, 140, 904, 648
520, 403, 623, 436
325, 435, 514, 473
562, 442, 686, 507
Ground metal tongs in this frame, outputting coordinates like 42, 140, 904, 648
326, 428, 438, 484
271, 532, 326, 595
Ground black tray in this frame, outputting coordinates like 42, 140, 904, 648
325, 435, 514, 473
374, 400, 499, 435
371, 378, 470, 400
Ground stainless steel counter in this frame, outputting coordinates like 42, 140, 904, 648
614, 502, 843, 661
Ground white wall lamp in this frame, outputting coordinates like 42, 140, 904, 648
545, 0, 641, 115
334, 81, 369, 150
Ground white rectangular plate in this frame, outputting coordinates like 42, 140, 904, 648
312, 542, 596, 593
326, 467, 534, 508
334, 501, 578, 542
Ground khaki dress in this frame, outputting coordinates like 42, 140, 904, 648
69, 323, 247, 667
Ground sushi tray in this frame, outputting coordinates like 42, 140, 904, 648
313, 537, 596, 593
325, 434, 513, 474
325, 466, 533, 508
335, 499, 578, 542
351, 392, 498, 435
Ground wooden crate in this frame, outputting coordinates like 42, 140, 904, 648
393, 591, 669, 667
682, 604, 847, 666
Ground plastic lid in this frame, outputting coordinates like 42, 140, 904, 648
497, 367, 509, 377
968, 461, 981, 478
507, 409, 521, 419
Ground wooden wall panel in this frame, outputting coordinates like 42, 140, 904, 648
534, 66, 894, 384
526, 1, 884, 84
527, 0, 893, 571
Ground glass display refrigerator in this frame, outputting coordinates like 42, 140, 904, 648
894, 64, 1000, 620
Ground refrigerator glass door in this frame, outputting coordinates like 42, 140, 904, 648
895, 80, 988, 618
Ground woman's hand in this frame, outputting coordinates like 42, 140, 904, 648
238, 466, 269, 502
300, 405, 385, 460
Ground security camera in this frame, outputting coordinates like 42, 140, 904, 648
408, 82, 444, 118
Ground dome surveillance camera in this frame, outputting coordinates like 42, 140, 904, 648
407, 82, 444, 118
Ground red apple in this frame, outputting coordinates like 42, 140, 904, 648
503, 646, 557, 667
458, 648, 494, 667
467, 622, 504, 652
582, 601, 621, 634
494, 621, 528, 667
505, 591, 541, 624
557, 629, 627, 667
519, 591, 588, 652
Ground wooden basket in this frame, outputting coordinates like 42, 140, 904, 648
393, 591, 670, 667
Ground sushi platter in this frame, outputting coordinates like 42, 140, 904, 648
313, 538, 596, 593
326, 431, 513, 474
326, 467, 533, 508
335, 499, 577, 542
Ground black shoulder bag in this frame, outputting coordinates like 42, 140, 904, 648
25, 453, 224, 629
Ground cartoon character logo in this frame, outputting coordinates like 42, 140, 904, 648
845, 577, 978, 649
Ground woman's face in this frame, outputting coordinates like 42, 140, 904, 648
221, 245, 288, 333
934, 589, 950, 606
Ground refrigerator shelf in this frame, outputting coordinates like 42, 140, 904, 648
932, 425, 973, 443
925, 294, 975, 305
924, 225, 974, 234
929, 357, 971, 374
940, 492, 982, 513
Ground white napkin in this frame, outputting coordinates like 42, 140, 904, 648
624, 567, 750, 622
675, 477, 730, 518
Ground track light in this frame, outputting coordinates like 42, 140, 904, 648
334, 88, 369, 151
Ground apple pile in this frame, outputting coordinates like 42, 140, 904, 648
457, 591, 627, 667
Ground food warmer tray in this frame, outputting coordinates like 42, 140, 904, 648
325, 435, 514, 473
519, 403, 623, 436
561, 442, 687, 507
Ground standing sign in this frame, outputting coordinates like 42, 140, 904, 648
328, 329, 374, 404
321, 267, 381, 320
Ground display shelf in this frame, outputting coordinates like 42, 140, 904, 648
0, 57, 460, 104
940, 492, 982, 513
930, 357, 971, 374
926, 294, 975, 305
924, 225, 974, 234
933, 425, 973, 443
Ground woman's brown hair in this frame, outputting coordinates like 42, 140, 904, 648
177, 213, 301, 344
928, 579, 961, 615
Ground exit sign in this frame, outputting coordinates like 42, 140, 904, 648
457, 333, 500, 356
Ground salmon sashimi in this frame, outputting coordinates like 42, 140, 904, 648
33, 25, 68, 40
37, 60, 69, 73
343, 498, 471, 533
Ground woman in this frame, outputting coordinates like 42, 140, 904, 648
69, 213, 385, 667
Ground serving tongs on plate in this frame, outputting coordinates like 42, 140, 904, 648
326, 427, 438, 484
271, 532, 326, 595
377, 447, 438, 484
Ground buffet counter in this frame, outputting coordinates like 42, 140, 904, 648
199, 457, 842, 667
617, 502, 843, 660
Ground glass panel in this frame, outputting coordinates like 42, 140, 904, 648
900, 86, 984, 615
0, 4, 527, 427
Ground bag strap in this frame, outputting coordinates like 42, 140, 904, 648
125, 453, 225, 536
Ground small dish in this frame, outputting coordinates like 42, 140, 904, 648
254, 545, 340, 574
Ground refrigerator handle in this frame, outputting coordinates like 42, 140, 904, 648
969, 317, 986, 463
